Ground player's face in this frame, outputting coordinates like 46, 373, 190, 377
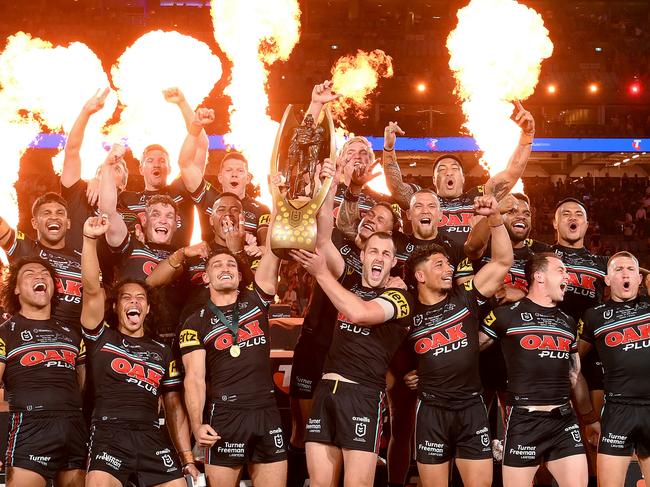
140, 149, 170, 190
15, 262, 54, 310
32, 202, 70, 246
503, 197, 532, 243
210, 196, 243, 241
218, 158, 250, 196
540, 257, 569, 303
361, 236, 396, 288
606, 256, 641, 302
203, 253, 241, 292
408, 192, 441, 239
144, 203, 176, 245
417, 253, 454, 292
433, 158, 465, 198
554, 202, 588, 245
343, 141, 372, 173
116, 282, 149, 335
357, 206, 394, 241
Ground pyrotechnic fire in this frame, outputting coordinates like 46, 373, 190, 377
210, 0, 301, 205
447, 0, 553, 186
108, 30, 222, 180
330, 49, 393, 121
0, 32, 116, 234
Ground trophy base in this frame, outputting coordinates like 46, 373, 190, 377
270, 198, 319, 260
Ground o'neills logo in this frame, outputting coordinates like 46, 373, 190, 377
414, 325, 467, 355
605, 324, 650, 351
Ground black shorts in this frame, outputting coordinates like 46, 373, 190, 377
205, 403, 287, 466
479, 343, 507, 392
6, 410, 87, 479
305, 379, 386, 454
87, 420, 182, 485
599, 399, 650, 457
414, 396, 492, 464
581, 349, 604, 391
290, 333, 328, 399
503, 405, 585, 467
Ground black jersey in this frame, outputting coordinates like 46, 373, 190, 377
82, 323, 181, 423
552, 245, 607, 321
191, 179, 271, 244
3, 230, 83, 326
580, 297, 650, 400
409, 280, 485, 401
473, 239, 551, 293
0, 314, 84, 412
118, 177, 194, 248
112, 235, 186, 341
332, 183, 401, 220
60, 180, 99, 252
482, 298, 578, 406
322, 285, 413, 390
178, 283, 275, 406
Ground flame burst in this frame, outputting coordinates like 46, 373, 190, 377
107, 30, 222, 179
330, 49, 393, 121
210, 0, 301, 204
0, 32, 116, 233
447, 0, 553, 185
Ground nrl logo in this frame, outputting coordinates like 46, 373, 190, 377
521, 313, 533, 322
603, 309, 613, 320
355, 422, 367, 437
414, 314, 423, 326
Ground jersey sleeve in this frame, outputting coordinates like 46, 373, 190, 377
178, 312, 206, 356
458, 279, 487, 316
3, 229, 36, 259
0, 325, 9, 364
481, 305, 508, 339
251, 282, 275, 309
81, 321, 109, 351
528, 239, 552, 253
257, 202, 271, 232
190, 179, 218, 217
160, 347, 183, 393
77, 337, 87, 366
377, 288, 414, 322
567, 315, 579, 352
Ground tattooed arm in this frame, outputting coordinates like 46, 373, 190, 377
382, 122, 415, 210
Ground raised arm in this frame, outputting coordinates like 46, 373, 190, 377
163, 87, 209, 177
254, 210, 280, 296
315, 160, 346, 278
98, 145, 128, 248
472, 196, 514, 298
382, 122, 414, 210
335, 157, 380, 239
178, 108, 215, 193
483, 102, 535, 201
81, 216, 109, 329
146, 241, 209, 288
61, 88, 110, 188
291, 249, 396, 327
464, 195, 517, 261
304, 80, 341, 126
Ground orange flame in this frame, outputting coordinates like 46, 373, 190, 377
330, 49, 393, 121
107, 30, 222, 180
447, 0, 553, 188
210, 0, 301, 205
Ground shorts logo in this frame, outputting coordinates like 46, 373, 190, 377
381, 290, 410, 319
21, 330, 33, 341
162, 454, 174, 468
521, 313, 533, 322
571, 430, 582, 443
179, 329, 200, 348
274, 434, 284, 449
480, 433, 490, 447
355, 422, 367, 437
604, 309, 613, 320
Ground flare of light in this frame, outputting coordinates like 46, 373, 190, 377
210, 0, 301, 205
107, 30, 222, 180
447, 0, 553, 192
0, 32, 116, 241
330, 49, 393, 121
190, 207, 203, 245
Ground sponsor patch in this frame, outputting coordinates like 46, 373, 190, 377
179, 329, 200, 348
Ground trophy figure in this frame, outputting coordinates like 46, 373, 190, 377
269, 105, 337, 259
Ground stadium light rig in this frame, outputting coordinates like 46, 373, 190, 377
416, 82, 427, 93
588, 83, 599, 94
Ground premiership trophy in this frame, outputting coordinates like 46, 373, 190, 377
269, 105, 337, 259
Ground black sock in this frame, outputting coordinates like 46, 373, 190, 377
287, 444, 308, 487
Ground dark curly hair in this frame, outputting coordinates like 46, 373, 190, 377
405, 243, 450, 289
104, 279, 160, 337
0, 258, 58, 316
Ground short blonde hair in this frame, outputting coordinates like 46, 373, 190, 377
340, 136, 375, 164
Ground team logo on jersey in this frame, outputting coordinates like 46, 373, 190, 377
603, 309, 613, 320
21, 330, 33, 341
521, 313, 533, 322
483, 311, 496, 327
381, 290, 410, 319
179, 329, 200, 348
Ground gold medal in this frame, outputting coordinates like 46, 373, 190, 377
230, 344, 241, 358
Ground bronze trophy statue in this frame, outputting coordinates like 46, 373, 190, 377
269, 105, 337, 259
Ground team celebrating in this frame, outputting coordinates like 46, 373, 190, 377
0, 80, 647, 487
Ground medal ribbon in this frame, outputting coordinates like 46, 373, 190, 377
207, 299, 240, 347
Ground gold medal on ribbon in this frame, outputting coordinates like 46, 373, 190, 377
229, 344, 241, 358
